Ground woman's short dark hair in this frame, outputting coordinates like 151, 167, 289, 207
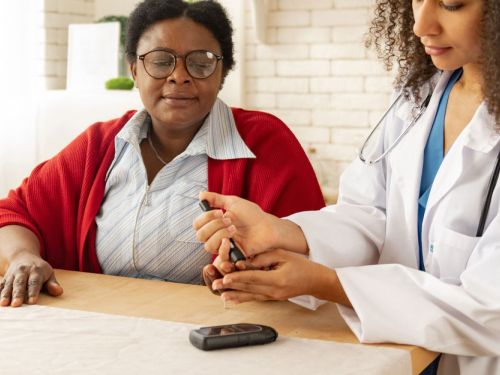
125, 0, 235, 78
366, 0, 500, 128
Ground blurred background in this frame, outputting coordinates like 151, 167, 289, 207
0, 0, 393, 202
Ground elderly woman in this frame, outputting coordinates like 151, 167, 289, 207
0, 0, 324, 307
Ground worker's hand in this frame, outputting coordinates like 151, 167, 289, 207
211, 249, 351, 308
194, 192, 280, 259
209, 249, 316, 303
212, 250, 315, 303
0, 252, 63, 307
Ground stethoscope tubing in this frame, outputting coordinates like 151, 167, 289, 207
476, 148, 500, 237
358, 91, 499, 238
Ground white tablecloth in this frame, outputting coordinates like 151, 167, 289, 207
0, 305, 411, 374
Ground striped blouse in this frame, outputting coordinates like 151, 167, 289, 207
95, 98, 255, 284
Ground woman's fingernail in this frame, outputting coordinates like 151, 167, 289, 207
207, 267, 215, 276
227, 225, 236, 233
222, 218, 231, 225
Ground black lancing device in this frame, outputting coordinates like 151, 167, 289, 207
199, 199, 246, 263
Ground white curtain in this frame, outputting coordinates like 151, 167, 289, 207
0, 1, 39, 196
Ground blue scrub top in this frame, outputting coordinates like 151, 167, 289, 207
416, 69, 463, 375
417, 69, 463, 271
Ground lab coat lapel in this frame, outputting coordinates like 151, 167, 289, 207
389, 73, 449, 196
390, 96, 436, 193
425, 102, 500, 217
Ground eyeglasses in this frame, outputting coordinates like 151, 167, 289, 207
358, 93, 431, 165
137, 49, 223, 80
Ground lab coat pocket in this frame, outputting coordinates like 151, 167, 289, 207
427, 226, 480, 284
167, 189, 204, 244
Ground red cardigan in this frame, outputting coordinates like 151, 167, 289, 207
0, 108, 324, 273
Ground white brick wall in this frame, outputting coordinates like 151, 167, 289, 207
245, 0, 394, 201
36, 0, 395, 202
39, 0, 94, 89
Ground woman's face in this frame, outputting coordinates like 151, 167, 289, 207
131, 17, 224, 134
412, 0, 483, 71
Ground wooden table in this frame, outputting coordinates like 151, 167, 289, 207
37, 269, 437, 374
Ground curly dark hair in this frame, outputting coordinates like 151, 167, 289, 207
366, 0, 500, 128
125, 0, 234, 79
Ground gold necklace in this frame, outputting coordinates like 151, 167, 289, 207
147, 128, 167, 165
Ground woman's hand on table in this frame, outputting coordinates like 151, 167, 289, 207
0, 251, 63, 307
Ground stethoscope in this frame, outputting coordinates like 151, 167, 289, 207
358, 93, 500, 237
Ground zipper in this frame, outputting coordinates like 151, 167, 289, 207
132, 184, 151, 272
143, 184, 151, 206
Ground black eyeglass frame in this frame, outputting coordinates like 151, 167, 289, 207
137, 49, 224, 80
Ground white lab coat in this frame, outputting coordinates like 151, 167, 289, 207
289, 71, 500, 375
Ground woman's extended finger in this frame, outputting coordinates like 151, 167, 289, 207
202, 264, 222, 296
211, 276, 232, 294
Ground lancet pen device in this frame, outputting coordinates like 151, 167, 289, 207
199, 199, 246, 263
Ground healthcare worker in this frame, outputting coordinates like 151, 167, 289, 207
194, 0, 500, 374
